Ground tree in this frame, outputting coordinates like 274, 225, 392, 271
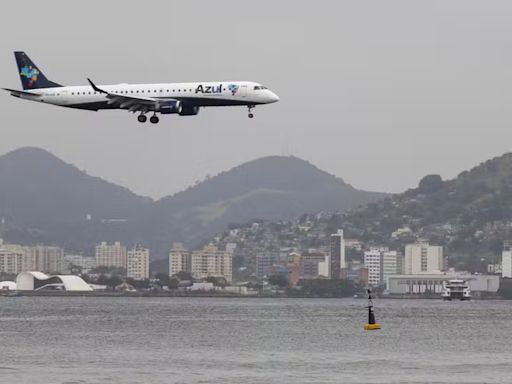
206, 276, 227, 287
106, 275, 123, 291
268, 274, 289, 288
174, 271, 192, 281
418, 174, 444, 194
154, 273, 171, 287
168, 277, 179, 290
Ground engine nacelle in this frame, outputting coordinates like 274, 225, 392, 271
179, 105, 200, 116
158, 101, 182, 114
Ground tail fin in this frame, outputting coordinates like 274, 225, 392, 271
14, 51, 62, 90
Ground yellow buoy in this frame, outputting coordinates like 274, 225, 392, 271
364, 289, 381, 331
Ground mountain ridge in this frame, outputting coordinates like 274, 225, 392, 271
0, 147, 386, 256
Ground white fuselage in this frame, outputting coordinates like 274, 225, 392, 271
16, 80, 279, 111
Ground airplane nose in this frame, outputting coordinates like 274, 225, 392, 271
268, 91, 280, 103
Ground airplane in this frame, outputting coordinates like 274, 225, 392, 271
2, 51, 279, 123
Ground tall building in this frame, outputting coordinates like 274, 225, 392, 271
190, 244, 232, 282
95, 242, 127, 269
330, 229, 345, 279
169, 243, 190, 276
301, 252, 329, 279
288, 253, 301, 287
364, 247, 399, 287
22, 246, 64, 273
127, 245, 150, 280
0, 248, 23, 274
502, 250, 512, 278
404, 243, 444, 274
256, 253, 275, 279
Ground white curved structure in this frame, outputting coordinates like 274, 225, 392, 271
16, 271, 93, 292
0, 281, 17, 290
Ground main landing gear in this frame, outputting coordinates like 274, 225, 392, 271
248, 105, 255, 119
137, 113, 159, 124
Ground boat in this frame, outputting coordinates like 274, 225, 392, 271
441, 279, 471, 301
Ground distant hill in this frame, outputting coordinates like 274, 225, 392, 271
0, 147, 151, 226
339, 153, 512, 270
138, 156, 386, 255
0, 148, 386, 256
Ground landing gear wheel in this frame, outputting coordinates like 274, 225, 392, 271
137, 114, 147, 123
247, 105, 255, 119
150, 115, 159, 124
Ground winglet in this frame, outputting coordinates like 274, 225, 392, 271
87, 78, 107, 94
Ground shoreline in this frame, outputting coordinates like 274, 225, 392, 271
1, 291, 505, 299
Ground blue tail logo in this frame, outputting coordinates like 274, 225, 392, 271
20, 65, 40, 87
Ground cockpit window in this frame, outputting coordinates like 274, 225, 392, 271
254, 85, 268, 90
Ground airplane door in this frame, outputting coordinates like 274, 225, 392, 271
240, 85, 247, 97
59, 90, 69, 104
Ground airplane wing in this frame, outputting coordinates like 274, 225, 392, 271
87, 78, 178, 112
2, 87, 42, 97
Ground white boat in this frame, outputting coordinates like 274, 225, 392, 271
441, 279, 471, 301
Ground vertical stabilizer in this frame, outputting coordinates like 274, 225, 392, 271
14, 51, 62, 90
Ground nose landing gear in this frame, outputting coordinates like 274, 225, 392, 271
248, 105, 255, 119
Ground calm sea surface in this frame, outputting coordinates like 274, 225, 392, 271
0, 297, 511, 384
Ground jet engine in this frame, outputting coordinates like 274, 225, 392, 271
179, 105, 200, 116
158, 101, 182, 114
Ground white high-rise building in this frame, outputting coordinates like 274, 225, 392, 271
330, 229, 345, 279
404, 243, 444, 274
169, 243, 190, 276
95, 242, 127, 269
502, 250, 512, 278
364, 247, 399, 287
21, 246, 64, 273
0, 248, 23, 274
190, 244, 232, 282
127, 246, 150, 280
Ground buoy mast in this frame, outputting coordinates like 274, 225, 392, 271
364, 289, 381, 330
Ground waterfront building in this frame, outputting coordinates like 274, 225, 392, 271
95, 241, 127, 269
256, 253, 275, 279
404, 243, 444, 274
288, 253, 301, 287
330, 229, 345, 279
22, 246, 64, 274
0, 248, 23, 274
386, 273, 499, 296
127, 245, 150, 280
364, 247, 399, 287
340, 261, 369, 286
502, 250, 512, 278
190, 244, 232, 283
16, 271, 92, 291
169, 243, 190, 276
300, 252, 329, 279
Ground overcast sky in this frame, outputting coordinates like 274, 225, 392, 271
1, 1, 512, 199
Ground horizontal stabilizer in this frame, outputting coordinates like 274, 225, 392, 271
2, 87, 42, 97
